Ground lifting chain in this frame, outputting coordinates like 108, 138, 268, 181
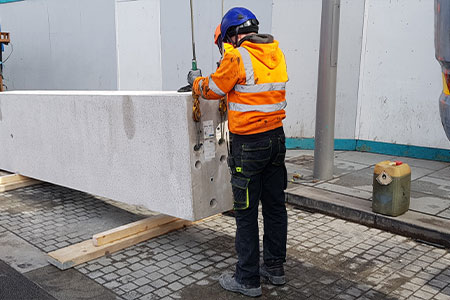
192, 94, 201, 122
192, 93, 202, 151
218, 97, 227, 145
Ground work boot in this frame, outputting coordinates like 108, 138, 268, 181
219, 273, 262, 297
260, 264, 286, 286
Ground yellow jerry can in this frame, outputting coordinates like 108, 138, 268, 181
372, 161, 411, 217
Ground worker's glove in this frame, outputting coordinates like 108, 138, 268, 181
187, 69, 202, 86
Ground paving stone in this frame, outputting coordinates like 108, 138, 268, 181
159, 266, 175, 276
121, 290, 142, 300
175, 268, 193, 277
126, 257, 141, 264
136, 284, 155, 295
428, 278, 448, 289
103, 273, 120, 281
412, 289, 435, 299
147, 272, 164, 281
435, 293, 450, 300
154, 287, 171, 298
156, 260, 171, 268
179, 276, 196, 286
116, 268, 132, 276
130, 270, 148, 279
120, 282, 138, 292
129, 262, 144, 271
163, 273, 180, 283
104, 280, 121, 290
129, 276, 149, 288
440, 286, 450, 296
150, 279, 167, 289
168, 282, 184, 291
435, 274, 450, 283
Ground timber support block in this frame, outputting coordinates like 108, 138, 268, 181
47, 215, 191, 270
0, 172, 40, 192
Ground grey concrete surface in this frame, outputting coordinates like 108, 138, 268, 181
286, 150, 450, 248
0, 91, 232, 221
0, 260, 56, 300
0, 182, 449, 299
0, 230, 49, 273
287, 150, 450, 218
26, 265, 117, 300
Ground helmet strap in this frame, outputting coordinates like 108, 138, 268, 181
233, 26, 239, 47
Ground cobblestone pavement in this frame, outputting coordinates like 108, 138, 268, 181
0, 183, 450, 299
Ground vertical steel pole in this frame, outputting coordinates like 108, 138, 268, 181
314, 0, 341, 180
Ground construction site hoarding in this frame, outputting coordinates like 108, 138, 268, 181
0, 91, 232, 220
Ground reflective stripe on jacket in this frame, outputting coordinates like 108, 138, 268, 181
193, 34, 288, 135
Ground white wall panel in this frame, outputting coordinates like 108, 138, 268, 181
115, 0, 162, 90
0, 0, 117, 90
272, 0, 322, 138
335, 0, 365, 139
356, 0, 449, 149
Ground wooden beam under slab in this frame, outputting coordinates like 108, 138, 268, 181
92, 214, 178, 246
47, 218, 191, 270
0, 174, 29, 185
0, 173, 40, 192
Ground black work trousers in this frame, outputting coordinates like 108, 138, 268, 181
228, 126, 288, 286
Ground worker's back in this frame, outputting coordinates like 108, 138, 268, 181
224, 34, 288, 135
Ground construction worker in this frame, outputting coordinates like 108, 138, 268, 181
187, 7, 288, 298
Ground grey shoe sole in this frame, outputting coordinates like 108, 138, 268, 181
260, 267, 286, 286
219, 275, 262, 297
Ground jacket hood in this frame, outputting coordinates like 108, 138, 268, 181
238, 34, 283, 70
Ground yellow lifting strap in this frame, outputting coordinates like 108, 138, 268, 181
443, 73, 450, 96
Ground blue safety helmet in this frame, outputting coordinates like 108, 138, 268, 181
220, 7, 259, 43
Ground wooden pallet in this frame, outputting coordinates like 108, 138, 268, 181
48, 215, 192, 270
0, 173, 40, 192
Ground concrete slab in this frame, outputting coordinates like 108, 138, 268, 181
437, 208, 450, 219
285, 149, 315, 158
315, 182, 373, 200
411, 176, 450, 200
429, 166, 450, 180
285, 162, 315, 182
410, 191, 450, 215
408, 165, 436, 181
0, 91, 232, 220
0, 231, 49, 273
285, 154, 315, 179
327, 167, 374, 192
286, 155, 368, 177
334, 159, 369, 176
0, 260, 56, 300
335, 151, 395, 166
25, 265, 117, 300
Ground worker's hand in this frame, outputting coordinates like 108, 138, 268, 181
187, 69, 202, 86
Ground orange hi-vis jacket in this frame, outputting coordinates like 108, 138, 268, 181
193, 34, 288, 135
